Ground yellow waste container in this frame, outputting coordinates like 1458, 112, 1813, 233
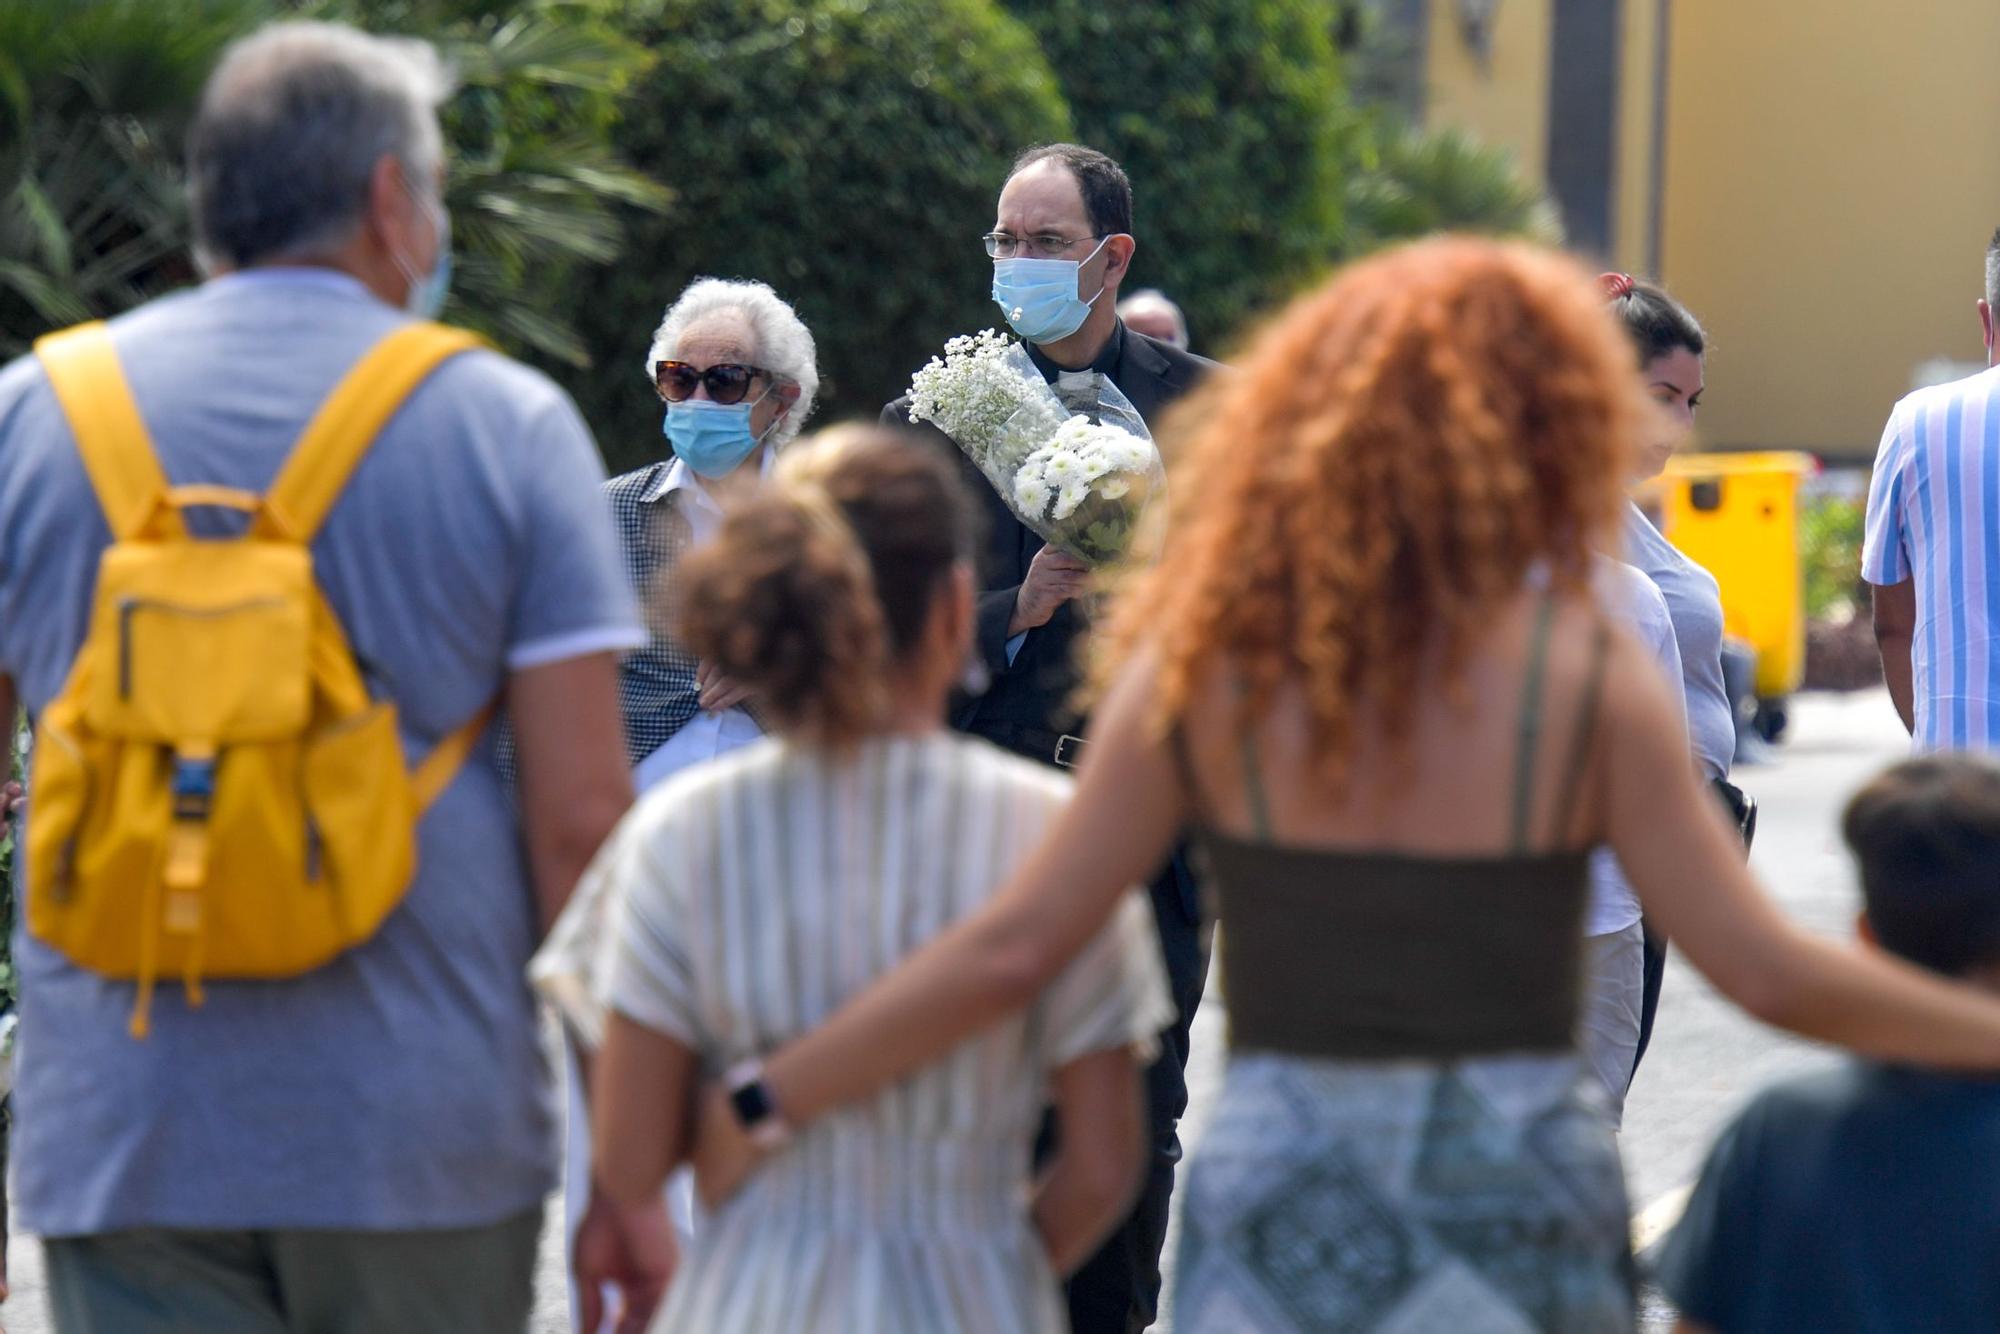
1643, 451, 1818, 712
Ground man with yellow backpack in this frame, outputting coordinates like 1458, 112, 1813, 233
0, 21, 639, 1331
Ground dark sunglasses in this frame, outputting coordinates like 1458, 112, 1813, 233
654, 361, 770, 405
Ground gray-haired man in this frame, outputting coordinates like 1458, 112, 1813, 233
0, 22, 640, 1331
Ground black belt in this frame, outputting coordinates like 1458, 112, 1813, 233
980, 722, 1088, 769
1713, 777, 1757, 852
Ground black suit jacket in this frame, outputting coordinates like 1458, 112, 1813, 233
883, 327, 1218, 748
884, 329, 1217, 962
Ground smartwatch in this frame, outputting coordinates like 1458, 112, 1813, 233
725, 1059, 793, 1151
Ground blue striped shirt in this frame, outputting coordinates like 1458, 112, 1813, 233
1863, 367, 2000, 751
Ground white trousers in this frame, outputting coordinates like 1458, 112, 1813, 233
1576, 921, 1646, 1129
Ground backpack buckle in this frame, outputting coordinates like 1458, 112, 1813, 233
165, 752, 217, 894
171, 755, 216, 823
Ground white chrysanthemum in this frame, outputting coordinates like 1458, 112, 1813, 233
1095, 477, 1131, 502
1015, 475, 1053, 517
1052, 483, 1092, 521
1040, 450, 1086, 487
1075, 447, 1116, 482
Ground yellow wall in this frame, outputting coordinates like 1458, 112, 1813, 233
1423, 0, 1553, 183
1423, 0, 1662, 272
1421, 0, 2000, 459
1612, 0, 1662, 270
1660, 2, 2000, 458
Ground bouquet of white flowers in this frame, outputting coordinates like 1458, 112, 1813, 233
908, 329, 1165, 565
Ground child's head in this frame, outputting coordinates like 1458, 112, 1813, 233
1842, 756, 2000, 978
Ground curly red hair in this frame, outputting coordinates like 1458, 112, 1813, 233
1100, 237, 1645, 784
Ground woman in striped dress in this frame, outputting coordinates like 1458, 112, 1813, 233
570, 427, 1172, 1333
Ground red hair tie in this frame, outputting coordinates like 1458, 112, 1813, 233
1600, 272, 1636, 300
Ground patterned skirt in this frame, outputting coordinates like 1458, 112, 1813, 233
1172, 1050, 1634, 1333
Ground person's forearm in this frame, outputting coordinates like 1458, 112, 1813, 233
510, 652, 635, 935
764, 902, 1050, 1123
1746, 925, 2000, 1070
1877, 630, 1915, 733
1032, 1151, 1140, 1276
764, 793, 1175, 1122
594, 1014, 696, 1206
759, 655, 1185, 1128
527, 789, 628, 936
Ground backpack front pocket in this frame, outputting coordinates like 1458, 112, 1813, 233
85, 541, 312, 745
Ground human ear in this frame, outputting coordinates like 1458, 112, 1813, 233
364, 154, 410, 253
1101, 234, 1137, 289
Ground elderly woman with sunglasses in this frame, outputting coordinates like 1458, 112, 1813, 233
558, 276, 817, 1329
612, 277, 817, 783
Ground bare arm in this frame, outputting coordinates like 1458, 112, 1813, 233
1871, 579, 1916, 734
1032, 1047, 1147, 1275
578, 1010, 696, 1334
1604, 635, 2000, 1067
753, 654, 1184, 1127
509, 651, 633, 935
592, 1010, 700, 1207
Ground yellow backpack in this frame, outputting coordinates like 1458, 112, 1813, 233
26, 319, 495, 1037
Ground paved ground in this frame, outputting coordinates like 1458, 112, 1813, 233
0, 691, 1912, 1332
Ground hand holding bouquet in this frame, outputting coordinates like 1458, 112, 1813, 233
908, 330, 1165, 566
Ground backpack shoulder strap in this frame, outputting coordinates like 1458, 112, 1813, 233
33, 322, 186, 540
260, 322, 484, 543
411, 699, 498, 812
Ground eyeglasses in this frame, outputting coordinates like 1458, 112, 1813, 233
654, 361, 771, 405
982, 231, 1105, 260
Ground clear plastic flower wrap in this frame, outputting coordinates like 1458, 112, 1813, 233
909, 330, 1165, 566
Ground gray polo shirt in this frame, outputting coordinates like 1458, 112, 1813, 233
0, 267, 643, 1234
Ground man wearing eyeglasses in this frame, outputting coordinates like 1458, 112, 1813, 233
884, 142, 1217, 1334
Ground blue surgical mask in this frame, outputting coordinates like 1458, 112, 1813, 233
394, 185, 452, 319
992, 236, 1111, 344
664, 399, 770, 479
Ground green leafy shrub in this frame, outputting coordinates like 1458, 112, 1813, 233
1801, 494, 1866, 622
1344, 124, 1564, 255
314, 0, 670, 366
0, 0, 262, 353
999, 0, 1351, 354
2, 0, 666, 373
562, 0, 1070, 472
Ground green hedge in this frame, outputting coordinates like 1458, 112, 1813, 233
562, 0, 1070, 472
1802, 494, 1867, 621
999, 0, 1352, 354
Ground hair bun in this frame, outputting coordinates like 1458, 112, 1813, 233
1599, 272, 1636, 301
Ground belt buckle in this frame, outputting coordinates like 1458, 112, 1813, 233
1054, 734, 1086, 768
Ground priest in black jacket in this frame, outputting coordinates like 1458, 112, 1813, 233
883, 142, 1216, 1334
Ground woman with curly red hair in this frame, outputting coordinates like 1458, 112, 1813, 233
689, 239, 2000, 1330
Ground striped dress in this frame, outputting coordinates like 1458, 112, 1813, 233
594, 732, 1174, 1333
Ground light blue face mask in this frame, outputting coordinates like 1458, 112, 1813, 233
664, 399, 773, 479
992, 236, 1112, 344
394, 182, 452, 319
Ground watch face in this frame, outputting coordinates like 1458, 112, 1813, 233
730, 1079, 773, 1128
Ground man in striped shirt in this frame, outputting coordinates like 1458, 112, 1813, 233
1865, 227, 2000, 750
